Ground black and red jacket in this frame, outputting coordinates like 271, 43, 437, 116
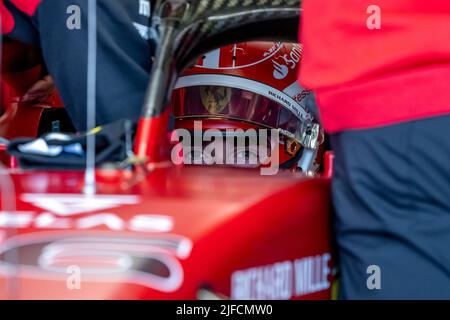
1, 0, 40, 34
1, 0, 157, 131
299, 0, 450, 133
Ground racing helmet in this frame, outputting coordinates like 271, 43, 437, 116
170, 42, 323, 172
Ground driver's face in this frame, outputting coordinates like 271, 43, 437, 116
183, 137, 273, 168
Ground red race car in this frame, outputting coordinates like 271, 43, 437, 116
0, 1, 335, 300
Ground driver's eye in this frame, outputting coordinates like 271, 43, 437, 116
184, 148, 204, 163
234, 149, 259, 166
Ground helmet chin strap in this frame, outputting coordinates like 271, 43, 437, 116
297, 148, 318, 173
279, 146, 318, 173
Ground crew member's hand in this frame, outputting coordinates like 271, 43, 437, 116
21, 75, 55, 103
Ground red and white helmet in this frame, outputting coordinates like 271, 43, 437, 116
171, 42, 323, 172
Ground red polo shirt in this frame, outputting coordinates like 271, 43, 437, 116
299, 0, 450, 133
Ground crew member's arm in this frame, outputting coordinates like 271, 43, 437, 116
1, 0, 52, 102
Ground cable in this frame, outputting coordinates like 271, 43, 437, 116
83, 0, 98, 195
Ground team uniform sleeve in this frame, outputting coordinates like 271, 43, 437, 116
299, 0, 450, 132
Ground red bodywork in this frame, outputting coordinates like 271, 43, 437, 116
0, 167, 334, 300
0, 41, 335, 300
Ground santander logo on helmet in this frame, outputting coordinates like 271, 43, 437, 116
273, 60, 289, 80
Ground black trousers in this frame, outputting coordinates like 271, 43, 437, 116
331, 114, 450, 299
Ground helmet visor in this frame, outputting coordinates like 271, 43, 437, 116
172, 86, 305, 141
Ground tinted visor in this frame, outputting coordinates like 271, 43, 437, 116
172, 86, 304, 140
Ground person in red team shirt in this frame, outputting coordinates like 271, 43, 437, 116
299, 0, 450, 299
